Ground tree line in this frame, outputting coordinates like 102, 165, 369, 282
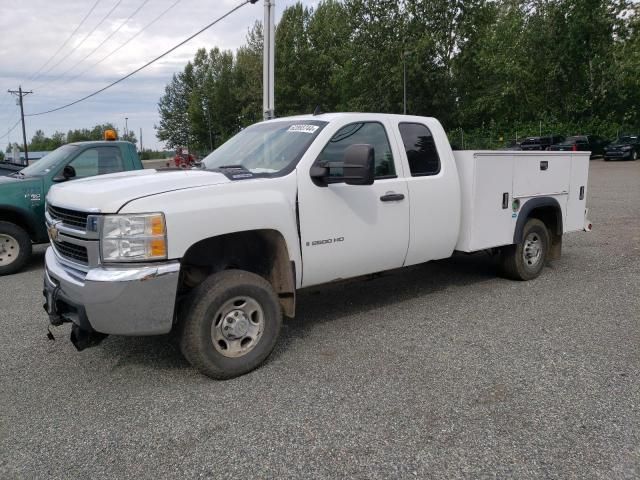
158, 0, 639, 152
5, 124, 137, 153
2, 124, 173, 162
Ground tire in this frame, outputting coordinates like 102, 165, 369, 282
632, 150, 638, 161
179, 269, 282, 379
500, 218, 550, 281
0, 221, 32, 276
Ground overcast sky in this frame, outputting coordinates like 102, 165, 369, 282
0, 0, 318, 150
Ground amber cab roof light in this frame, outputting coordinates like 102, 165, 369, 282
104, 129, 117, 141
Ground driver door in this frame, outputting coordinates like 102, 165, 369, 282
297, 120, 410, 287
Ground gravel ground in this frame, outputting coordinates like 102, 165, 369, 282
0, 160, 638, 479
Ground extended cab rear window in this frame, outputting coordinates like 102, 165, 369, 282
398, 123, 440, 176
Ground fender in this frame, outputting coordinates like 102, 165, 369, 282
513, 197, 563, 244
0, 204, 42, 240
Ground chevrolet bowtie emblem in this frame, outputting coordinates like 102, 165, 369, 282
48, 222, 60, 242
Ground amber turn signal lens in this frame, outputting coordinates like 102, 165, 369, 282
149, 239, 167, 257
150, 215, 165, 235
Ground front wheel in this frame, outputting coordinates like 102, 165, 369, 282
0, 221, 32, 276
179, 270, 282, 379
632, 150, 638, 161
500, 218, 550, 281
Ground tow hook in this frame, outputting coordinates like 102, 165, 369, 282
70, 324, 108, 351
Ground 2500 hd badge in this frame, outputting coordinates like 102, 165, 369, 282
307, 237, 345, 246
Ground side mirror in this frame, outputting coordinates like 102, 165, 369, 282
342, 144, 375, 185
310, 144, 375, 186
53, 165, 76, 182
63, 165, 76, 179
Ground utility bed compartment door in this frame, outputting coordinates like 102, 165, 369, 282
564, 154, 590, 232
454, 152, 516, 252
513, 153, 571, 197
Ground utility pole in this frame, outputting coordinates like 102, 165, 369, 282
8, 86, 32, 165
125, 117, 129, 138
263, 0, 275, 120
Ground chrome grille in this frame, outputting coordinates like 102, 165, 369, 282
52, 239, 89, 265
47, 205, 90, 230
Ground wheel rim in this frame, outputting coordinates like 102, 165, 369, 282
523, 232, 543, 268
211, 296, 264, 358
0, 234, 20, 266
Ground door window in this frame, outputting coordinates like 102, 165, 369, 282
399, 123, 440, 176
68, 147, 124, 178
316, 122, 395, 179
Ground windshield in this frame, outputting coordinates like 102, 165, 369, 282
613, 135, 638, 144
202, 120, 326, 175
19, 144, 78, 176
564, 136, 586, 144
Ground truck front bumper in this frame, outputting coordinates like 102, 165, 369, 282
43, 247, 180, 336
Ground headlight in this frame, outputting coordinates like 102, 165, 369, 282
622, 145, 632, 151
100, 213, 167, 262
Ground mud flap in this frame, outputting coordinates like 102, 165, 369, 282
70, 324, 108, 351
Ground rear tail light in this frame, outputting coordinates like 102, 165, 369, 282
572, 144, 577, 151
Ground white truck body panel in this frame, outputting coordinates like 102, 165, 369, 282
295, 115, 412, 287
453, 150, 590, 252
294, 114, 462, 287
394, 117, 461, 267
120, 173, 304, 288
47, 169, 230, 213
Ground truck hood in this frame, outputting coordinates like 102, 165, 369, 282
46, 169, 231, 212
0, 174, 41, 189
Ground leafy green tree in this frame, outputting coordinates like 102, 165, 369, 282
235, 22, 264, 126
156, 68, 195, 150
155, 0, 640, 150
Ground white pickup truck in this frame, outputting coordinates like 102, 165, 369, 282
43, 113, 591, 379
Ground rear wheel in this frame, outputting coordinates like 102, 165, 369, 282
179, 270, 282, 379
0, 221, 31, 276
500, 218, 550, 281
632, 150, 638, 161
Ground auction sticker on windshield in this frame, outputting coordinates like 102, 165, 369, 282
287, 124, 319, 134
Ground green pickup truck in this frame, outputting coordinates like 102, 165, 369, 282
0, 140, 143, 275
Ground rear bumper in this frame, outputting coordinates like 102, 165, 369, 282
43, 247, 180, 335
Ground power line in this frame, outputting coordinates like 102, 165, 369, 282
0, 118, 21, 141
27, 0, 251, 117
36, 0, 151, 92
63, 0, 183, 86
30, 0, 101, 82
0, 98, 16, 124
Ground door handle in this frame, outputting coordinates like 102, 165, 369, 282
380, 193, 405, 202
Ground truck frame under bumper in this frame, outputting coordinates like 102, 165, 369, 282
43, 247, 180, 340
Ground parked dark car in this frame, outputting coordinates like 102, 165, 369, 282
519, 135, 565, 151
548, 135, 609, 158
603, 134, 639, 161
499, 139, 522, 150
